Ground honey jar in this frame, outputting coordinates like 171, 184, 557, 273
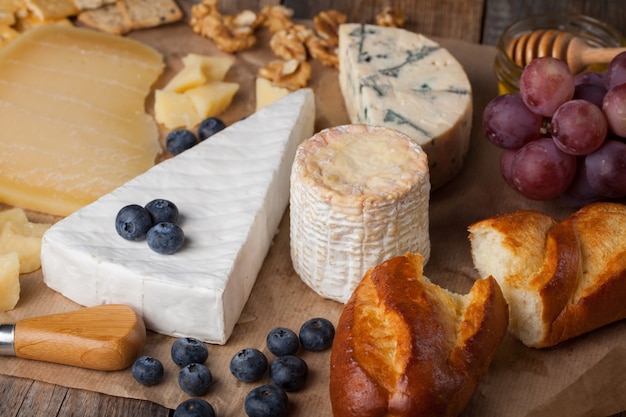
494, 14, 626, 94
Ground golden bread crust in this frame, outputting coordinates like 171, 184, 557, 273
329, 253, 508, 417
469, 202, 626, 348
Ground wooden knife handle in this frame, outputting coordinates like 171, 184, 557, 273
13, 304, 146, 371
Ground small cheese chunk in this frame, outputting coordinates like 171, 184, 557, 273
163, 60, 209, 92
0, 25, 163, 216
185, 81, 239, 119
154, 89, 202, 129
0, 252, 20, 312
181, 53, 235, 82
42, 89, 316, 344
290, 124, 430, 303
338, 24, 472, 190
256, 77, 291, 111
0, 207, 52, 273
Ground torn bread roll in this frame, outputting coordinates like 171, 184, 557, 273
468, 202, 626, 348
330, 252, 508, 417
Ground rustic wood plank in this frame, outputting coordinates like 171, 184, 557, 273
482, 0, 626, 45
282, 0, 486, 43
0, 375, 171, 417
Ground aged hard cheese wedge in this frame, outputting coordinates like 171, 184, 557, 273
338, 23, 473, 190
0, 24, 163, 216
41, 89, 316, 344
290, 124, 430, 303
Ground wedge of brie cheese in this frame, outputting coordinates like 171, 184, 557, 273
290, 124, 430, 303
338, 23, 472, 190
41, 89, 315, 344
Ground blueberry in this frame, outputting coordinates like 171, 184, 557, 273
115, 204, 152, 241
230, 348, 268, 382
166, 129, 197, 155
147, 222, 184, 254
266, 327, 299, 357
178, 363, 213, 396
244, 384, 288, 417
299, 317, 335, 351
197, 117, 226, 141
269, 355, 308, 392
171, 337, 209, 367
173, 398, 216, 417
145, 199, 179, 225
131, 356, 164, 386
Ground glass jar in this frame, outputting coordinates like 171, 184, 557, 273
494, 14, 626, 94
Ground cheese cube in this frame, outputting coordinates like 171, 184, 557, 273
154, 89, 203, 129
256, 77, 291, 111
0, 252, 20, 312
185, 81, 239, 119
163, 60, 209, 93
0, 207, 51, 273
181, 53, 234, 81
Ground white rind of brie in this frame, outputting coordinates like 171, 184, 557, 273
338, 23, 473, 190
41, 88, 316, 344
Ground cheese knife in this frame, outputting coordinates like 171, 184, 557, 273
0, 304, 146, 371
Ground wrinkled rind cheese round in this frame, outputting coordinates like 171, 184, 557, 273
290, 124, 430, 303
338, 23, 473, 190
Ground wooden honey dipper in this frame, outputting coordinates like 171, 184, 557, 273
507, 29, 626, 73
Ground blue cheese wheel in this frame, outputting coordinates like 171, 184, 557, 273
290, 124, 430, 303
338, 23, 473, 190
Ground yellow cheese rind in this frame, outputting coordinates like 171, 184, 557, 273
0, 24, 164, 216
0, 252, 20, 312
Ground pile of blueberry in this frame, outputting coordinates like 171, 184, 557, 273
165, 117, 227, 156
130, 317, 335, 417
115, 198, 184, 255
232, 317, 336, 417
132, 337, 215, 417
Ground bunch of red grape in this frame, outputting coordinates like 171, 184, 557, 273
483, 52, 626, 206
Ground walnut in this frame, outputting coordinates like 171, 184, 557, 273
269, 25, 314, 61
260, 4, 294, 33
228, 9, 265, 31
258, 59, 311, 90
313, 9, 346, 46
189, 0, 258, 53
306, 36, 339, 68
376, 6, 407, 28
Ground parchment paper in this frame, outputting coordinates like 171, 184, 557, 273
1, 17, 625, 417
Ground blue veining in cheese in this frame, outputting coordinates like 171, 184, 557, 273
338, 23, 473, 189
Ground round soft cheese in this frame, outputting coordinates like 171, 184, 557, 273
338, 23, 473, 190
290, 124, 430, 303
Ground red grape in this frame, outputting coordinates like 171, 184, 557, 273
510, 138, 577, 200
519, 57, 575, 117
499, 149, 517, 189
573, 83, 606, 108
585, 139, 626, 198
602, 83, 626, 137
483, 94, 542, 149
551, 100, 607, 155
604, 51, 626, 90
574, 71, 605, 87
560, 159, 601, 208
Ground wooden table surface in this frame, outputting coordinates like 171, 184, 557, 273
1, 1, 625, 416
